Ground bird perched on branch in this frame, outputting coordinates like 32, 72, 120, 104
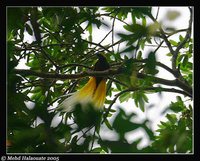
57, 52, 110, 113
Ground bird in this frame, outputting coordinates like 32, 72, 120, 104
57, 52, 110, 113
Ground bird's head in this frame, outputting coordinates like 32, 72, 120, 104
94, 52, 110, 71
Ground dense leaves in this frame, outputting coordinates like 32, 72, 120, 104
7, 7, 193, 153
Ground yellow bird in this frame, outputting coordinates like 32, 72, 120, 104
57, 53, 110, 112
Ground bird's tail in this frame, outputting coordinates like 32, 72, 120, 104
56, 77, 98, 113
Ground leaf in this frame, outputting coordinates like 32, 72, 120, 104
120, 45, 136, 54
132, 91, 148, 112
142, 17, 146, 27
31, 87, 41, 93
169, 39, 178, 46
88, 23, 93, 35
7, 8, 24, 33
117, 33, 131, 40
179, 34, 184, 41
169, 101, 184, 113
109, 109, 116, 113
112, 108, 140, 136
138, 97, 145, 112
130, 71, 138, 87
166, 10, 180, 21
182, 55, 188, 67
145, 51, 157, 75
166, 52, 173, 57
89, 35, 92, 43
177, 54, 185, 63
176, 96, 182, 102
25, 23, 33, 36
119, 92, 131, 103
166, 114, 177, 124
124, 24, 146, 34
131, 13, 136, 24
104, 119, 113, 130
137, 51, 142, 60
91, 147, 103, 153
147, 22, 160, 36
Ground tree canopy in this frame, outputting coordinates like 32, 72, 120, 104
7, 6, 193, 153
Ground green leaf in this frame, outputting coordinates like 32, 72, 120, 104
137, 51, 142, 60
182, 55, 188, 67
177, 54, 185, 63
112, 108, 139, 136
119, 92, 131, 103
169, 101, 184, 112
130, 70, 138, 87
88, 23, 93, 35
104, 119, 113, 130
120, 45, 136, 54
25, 23, 33, 36
7, 8, 24, 34
145, 51, 157, 75
91, 147, 103, 153
166, 114, 177, 124
166, 52, 173, 57
117, 33, 131, 40
31, 87, 41, 93
147, 22, 160, 36
123, 24, 146, 34
132, 91, 149, 112
131, 13, 136, 24
179, 34, 184, 41
109, 109, 116, 113
138, 97, 145, 112
169, 39, 178, 46
89, 35, 92, 43
142, 17, 146, 26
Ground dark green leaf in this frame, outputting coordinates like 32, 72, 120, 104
120, 45, 136, 54
182, 55, 188, 67
145, 51, 157, 75
104, 119, 113, 130
25, 23, 33, 36
166, 114, 177, 124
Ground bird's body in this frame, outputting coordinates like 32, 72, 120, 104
57, 53, 110, 112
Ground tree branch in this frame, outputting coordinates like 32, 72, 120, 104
108, 76, 129, 87
14, 68, 121, 80
58, 63, 92, 70
102, 86, 191, 123
82, 39, 112, 53
111, 13, 117, 52
14, 67, 192, 97
137, 73, 192, 96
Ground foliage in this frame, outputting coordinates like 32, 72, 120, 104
7, 7, 193, 153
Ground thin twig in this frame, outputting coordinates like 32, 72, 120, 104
40, 48, 59, 69
59, 63, 92, 70
14, 68, 121, 80
108, 76, 128, 87
98, 29, 112, 45
82, 39, 112, 53
100, 14, 129, 26
155, 7, 160, 20
90, 126, 96, 151
76, 126, 95, 142
111, 14, 117, 52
